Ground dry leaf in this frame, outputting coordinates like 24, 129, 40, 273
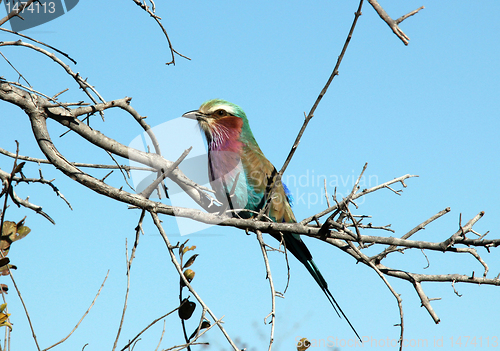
297, 337, 311, 351
13, 162, 25, 174
183, 254, 198, 268
1, 218, 31, 254
0, 304, 11, 330
182, 245, 196, 254
178, 299, 196, 320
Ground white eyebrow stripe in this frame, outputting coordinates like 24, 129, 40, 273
205, 104, 235, 115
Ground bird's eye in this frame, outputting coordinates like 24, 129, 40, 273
215, 109, 227, 117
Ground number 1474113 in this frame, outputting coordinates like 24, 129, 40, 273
5, 1, 56, 14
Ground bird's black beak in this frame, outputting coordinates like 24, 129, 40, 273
182, 110, 201, 120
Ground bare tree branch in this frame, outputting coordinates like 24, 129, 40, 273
43, 271, 109, 351
119, 304, 183, 351
0, 41, 105, 109
256, 230, 278, 351
367, 0, 424, 45
259, 0, 365, 221
150, 212, 241, 351
131, 0, 191, 65
1, 3, 498, 351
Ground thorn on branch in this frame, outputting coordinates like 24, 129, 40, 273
101, 170, 113, 182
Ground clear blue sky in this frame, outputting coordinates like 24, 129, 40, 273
1, 1, 499, 350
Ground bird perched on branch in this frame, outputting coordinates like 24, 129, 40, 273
183, 99, 360, 341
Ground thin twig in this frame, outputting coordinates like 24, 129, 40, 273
324, 178, 331, 208
346, 241, 404, 351
256, 230, 277, 351
396, 6, 425, 24
119, 305, 184, 351
0, 27, 77, 64
112, 240, 132, 351
154, 320, 166, 351
43, 271, 109, 351
4, 256, 41, 351
139, 147, 192, 199
371, 207, 451, 262
259, 0, 365, 220
282, 0, 364, 175
150, 212, 240, 351
0, 143, 41, 350
0, 40, 106, 114
300, 174, 417, 225
131, 0, 191, 65
0, 146, 155, 172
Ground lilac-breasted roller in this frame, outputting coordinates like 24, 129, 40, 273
183, 99, 360, 340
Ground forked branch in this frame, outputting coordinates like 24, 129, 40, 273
367, 0, 425, 45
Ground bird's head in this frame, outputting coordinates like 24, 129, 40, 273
183, 99, 254, 149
